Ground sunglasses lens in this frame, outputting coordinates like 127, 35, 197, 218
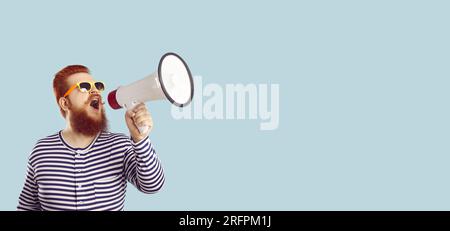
79, 82, 91, 92
95, 82, 105, 91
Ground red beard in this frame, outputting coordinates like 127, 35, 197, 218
68, 98, 108, 136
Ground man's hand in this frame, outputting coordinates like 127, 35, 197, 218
125, 103, 153, 143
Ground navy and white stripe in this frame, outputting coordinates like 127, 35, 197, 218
17, 131, 165, 211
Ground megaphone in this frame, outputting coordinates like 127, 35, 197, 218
107, 52, 194, 134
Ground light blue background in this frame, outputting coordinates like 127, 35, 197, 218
1, 0, 449, 210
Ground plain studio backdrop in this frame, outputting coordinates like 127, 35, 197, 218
0, 0, 449, 210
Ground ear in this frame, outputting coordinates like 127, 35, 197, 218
58, 97, 70, 114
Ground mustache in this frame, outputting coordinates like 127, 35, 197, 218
85, 94, 105, 105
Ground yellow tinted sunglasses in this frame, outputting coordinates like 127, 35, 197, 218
63, 81, 105, 97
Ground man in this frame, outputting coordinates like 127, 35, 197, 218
17, 65, 165, 211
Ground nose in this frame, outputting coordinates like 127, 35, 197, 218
89, 88, 100, 95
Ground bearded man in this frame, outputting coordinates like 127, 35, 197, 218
17, 65, 165, 211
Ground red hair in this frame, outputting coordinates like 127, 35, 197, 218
53, 65, 90, 117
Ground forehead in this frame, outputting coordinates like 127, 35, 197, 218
66, 72, 94, 86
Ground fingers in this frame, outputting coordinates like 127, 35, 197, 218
130, 103, 152, 127
128, 103, 149, 117
125, 109, 134, 118
133, 109, 150, 119
130, 103, 148, 115
134, 116, 153, 126
132, 103, 146, 113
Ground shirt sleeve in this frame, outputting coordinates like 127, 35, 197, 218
17, 161, 42, 211
124, 136, 165, 194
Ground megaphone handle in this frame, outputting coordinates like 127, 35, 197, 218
126, 100, 149, 135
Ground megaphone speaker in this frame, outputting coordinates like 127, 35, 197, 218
107, 52, 194, 133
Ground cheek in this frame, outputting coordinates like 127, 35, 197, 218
69, 95, 89, 109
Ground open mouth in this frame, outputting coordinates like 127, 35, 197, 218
90, 98, 100, 110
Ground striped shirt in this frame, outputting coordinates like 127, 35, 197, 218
17, 131, 165, 211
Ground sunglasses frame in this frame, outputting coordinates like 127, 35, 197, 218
63, 81, 105, 98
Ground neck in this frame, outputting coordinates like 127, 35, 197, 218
61, 125, 98, 149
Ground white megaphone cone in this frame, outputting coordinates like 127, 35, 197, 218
107, 52, 194, 134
